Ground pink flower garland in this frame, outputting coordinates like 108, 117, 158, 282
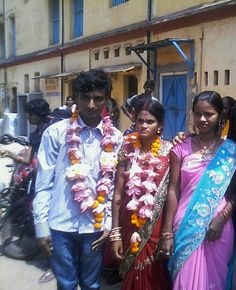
65, 113, 118, 230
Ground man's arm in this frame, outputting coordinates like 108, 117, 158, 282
33, 127, 59, 253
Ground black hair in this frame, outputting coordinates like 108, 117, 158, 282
227, 105, 236, 142
223, 96, 235, 108
74, 69, 112, 96
134, 94, 164, 125
192, 91, 223, 113
24, 98, 50, 120
143, 80, 155, 89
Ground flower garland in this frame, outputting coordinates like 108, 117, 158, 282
124, 132, 161, 253
65, 109, 118, 230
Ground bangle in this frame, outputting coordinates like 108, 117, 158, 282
110, 227, 122, 242
217, 208, 231, 222
160, 231, 174, 240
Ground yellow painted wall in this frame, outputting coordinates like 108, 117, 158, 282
155, 17, 236, 97
5, 0, 50, 56
154, 0, 215, 17
84, 0, 147, 36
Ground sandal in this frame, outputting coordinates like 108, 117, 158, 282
38, 269, 55, 283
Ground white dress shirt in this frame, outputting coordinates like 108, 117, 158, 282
33, 117, 123, 238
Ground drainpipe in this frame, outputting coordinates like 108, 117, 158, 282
147, 0, 152, 80
3, 0, 8, 110
60, 0, 64, 105
199, 28, 205, 92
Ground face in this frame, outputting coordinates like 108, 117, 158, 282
77, 89, 106, 125
27, 113, 41, 125
193, 100, 220, 134
136, 110, 160, 140
144, 85, 154, 95
66, 98, 74, 107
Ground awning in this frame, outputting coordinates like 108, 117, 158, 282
51, 71, 80, 78
130, 38, 195, 78
96, 63, 142, 73
31, 73, 58, 79
31, 71, 80, 79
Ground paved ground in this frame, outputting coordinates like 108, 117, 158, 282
0, 251, 121, 290
0, 143, 121, 290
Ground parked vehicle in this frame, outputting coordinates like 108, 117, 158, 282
0, 135, 41, 260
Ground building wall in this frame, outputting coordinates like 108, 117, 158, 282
154, 0, 215, 17
4, 0, 50, 56
156, 16, 236, 97
0, 0, 236, 131
84, 0, 147, 36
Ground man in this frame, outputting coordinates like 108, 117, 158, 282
121, 80, 155, 135
121, 79, 155, 121
33, 69, 123, 290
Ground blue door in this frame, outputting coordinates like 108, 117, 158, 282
162, 74, 187, 141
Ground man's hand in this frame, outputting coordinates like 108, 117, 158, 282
92, 230, 109, 251
38, 236, 53, 256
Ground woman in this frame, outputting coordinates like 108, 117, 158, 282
221, 96, 235, 138
159, 91, 236, 290
111, 96, 172, 290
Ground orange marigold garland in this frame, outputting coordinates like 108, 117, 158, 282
124, 132, 161, 253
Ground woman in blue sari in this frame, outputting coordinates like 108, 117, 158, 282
158, 92, 236, 290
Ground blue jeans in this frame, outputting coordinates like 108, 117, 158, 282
50, 229, 104, 290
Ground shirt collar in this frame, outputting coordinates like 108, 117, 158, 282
77, 115, 104, 134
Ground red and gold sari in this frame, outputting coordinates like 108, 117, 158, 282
118, 138, 172, 290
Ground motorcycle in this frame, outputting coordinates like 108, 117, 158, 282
0, 134, 41, 260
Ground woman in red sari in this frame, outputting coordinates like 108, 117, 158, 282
111, 96, 172, 290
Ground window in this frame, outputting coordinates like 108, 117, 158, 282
34, 72, 40, 91
224, 69, 230, 85
9, 16, 16, 56
114, 47, 120, 57
74, 0, 83, 37
125, 46, 131, 55
52, 0, 59, 44
94, 51, 99, 61
24, 74, 29, 93
213, 70, 218, 86
204, 72, 208, 86
112, 0, 129, 6
0, 22, 4, 59
194, 72, 197, 86
104, 49, 109, 59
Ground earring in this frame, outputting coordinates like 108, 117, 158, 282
157, 128, 161, 135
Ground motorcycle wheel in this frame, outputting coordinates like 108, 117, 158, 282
1, 205, 41, 260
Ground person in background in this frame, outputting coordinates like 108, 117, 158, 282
0, 98, 55, 283
0, 98, 50, 164
105, 96, 120, 129
158, 91, 236, 290
221, 96, 235, 138
111, 96, 172, 290
49, 96, 77, 123
33, 69, 123, 290
121, 80, 155, 136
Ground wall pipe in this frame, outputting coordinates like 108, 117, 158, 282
60, 0, 65, 105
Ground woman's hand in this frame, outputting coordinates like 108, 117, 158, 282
205, 214, 226, 242
111, 240, 124, 261
157, 238, 174, 259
